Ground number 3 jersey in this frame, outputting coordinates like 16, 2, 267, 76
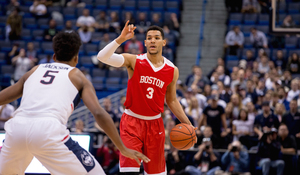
124, 53, 175, 117
14, 63, 79, 125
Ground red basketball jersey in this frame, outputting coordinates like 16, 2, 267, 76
124, 53, 175, 117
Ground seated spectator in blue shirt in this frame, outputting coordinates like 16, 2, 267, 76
185, 138, 221, 175
254, 101, 280, 139
282, 99, 300, 149
221, 141, 250, 175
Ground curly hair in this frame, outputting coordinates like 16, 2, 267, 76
53, 31, 82, 62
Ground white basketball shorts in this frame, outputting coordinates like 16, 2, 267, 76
0, 116, 105, 175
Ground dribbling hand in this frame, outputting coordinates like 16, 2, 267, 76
117, 20, 137, 43
121, 147, 150, 165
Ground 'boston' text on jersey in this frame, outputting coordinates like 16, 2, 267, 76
140, 76, 165, 89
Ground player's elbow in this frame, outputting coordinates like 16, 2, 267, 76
93, 109, 107, 121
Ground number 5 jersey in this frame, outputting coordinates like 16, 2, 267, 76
124, 53, 174, 118
14, 63, 80, 125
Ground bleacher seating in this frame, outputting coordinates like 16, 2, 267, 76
225, 2, 300, 70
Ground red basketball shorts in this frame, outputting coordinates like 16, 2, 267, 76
119, 112, 166, 175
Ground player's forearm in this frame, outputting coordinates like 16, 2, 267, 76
97, 40, 124, 67
167, 99, 192, 125
94, 111, 126, 152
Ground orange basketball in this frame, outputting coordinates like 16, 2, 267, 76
170, 123, 197, 150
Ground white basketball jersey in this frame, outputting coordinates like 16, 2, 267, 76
14, 63, 79, 125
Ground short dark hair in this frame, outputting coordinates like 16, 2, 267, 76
146, 26, 164, 39
53, 31, 82, 62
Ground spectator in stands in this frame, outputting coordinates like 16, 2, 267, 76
135, 12, 151, 34
96, 136, 119, 174
165, 144, 186, 174
281, 15, 296, 28
7, 43, 20, 64
103, 98, 119, 128
287, 79, 300, 102
0, 104, 14, 130
99, 33, 111, 51
164, 13, 180, 39
78, 25, 92, 44
274, 102, 285, 123
43, 19, 58, 41
124, 36, 143, 54
224, 103, 234, 129
258, 0, 271, 14
278, 123, 298, 175
278, 123, 297, 154
66, 0, 85, 7
231, 69, 246, 92
108, 11, 120, 33
274, 50, 286, 70
220, 84, 233, 103
95, 11, 109, 32
74, 119, 85, 133
254, 101, 280, 139
29, 0, 47, 19
76, 9, 96, 31
220, 141, 250, 174
162, 38, 174, 62
185, 137, 221, 175
225, 26, 244, 55
121, 12, 135, 29
12, 48, 34, 82
196, 125, 221, 148
277, 87, 289, 109
210, 65, 231, 86
187, 66, 210, 90
151, 13, 163, 27
241, 0, 260, 13
199, 95, 228, 140
208, 58, 230, 79
230, 93, 243, 119
250, 27, 268, 48
5, 0, 20, 16
282, 99, 300, 149
6, 7, 22, 41
38, 54, 54, 64
258, 55, 270, 74
258, 128, 284, 175
281, 70, 292, 89
185, 96, 203, 125
26, 42, 38, 64
245, 50, 255, 68
287, 53, 300, 74
62, 20, 74, 33
232, 108, 252, 140
115, 96, 126, 119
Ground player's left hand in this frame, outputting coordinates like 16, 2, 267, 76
121, 148, 150, 165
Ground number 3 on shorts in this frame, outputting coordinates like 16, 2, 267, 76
146, 87, 154, 99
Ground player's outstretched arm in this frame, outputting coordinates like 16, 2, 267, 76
0, 66, 38, 106
70, 69, 150, 165
97, 20, 137, 70
166, 67, 193, 126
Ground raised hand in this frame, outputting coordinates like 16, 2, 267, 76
116, 20, 137, 44
120, 147, 150, 165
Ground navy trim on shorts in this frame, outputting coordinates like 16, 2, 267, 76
64, 137, 95, 172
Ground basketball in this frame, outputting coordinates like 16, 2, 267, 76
170, 123, 196, 150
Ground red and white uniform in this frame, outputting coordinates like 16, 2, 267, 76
120, 54, 174, 175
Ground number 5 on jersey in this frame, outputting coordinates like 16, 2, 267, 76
146, 87, 154, 99
40, 70, 59, 85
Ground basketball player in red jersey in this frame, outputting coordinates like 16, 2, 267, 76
97, 21, 195, 175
